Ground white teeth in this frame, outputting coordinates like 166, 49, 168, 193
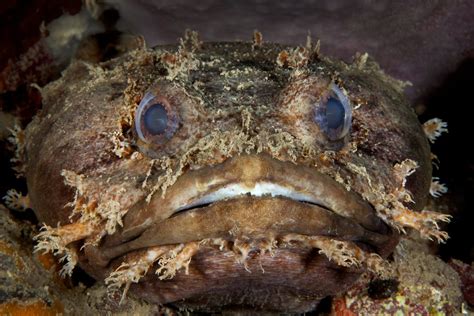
175, 181, 326, 212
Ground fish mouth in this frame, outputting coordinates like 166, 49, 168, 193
173, 181, 335, 215
86, 154, 398, 312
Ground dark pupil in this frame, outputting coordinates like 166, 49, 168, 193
326, 97, 345, 130
144, 103, 168, 135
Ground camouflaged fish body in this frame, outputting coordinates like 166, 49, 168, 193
21, 32, 449, 312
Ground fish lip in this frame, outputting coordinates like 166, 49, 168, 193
84, 154, 399, 309
101, 196, 393, 261
171, 181, 335, 217
119, 153, 387, 242
94, 196, 397, 311
95, 154, 395, 266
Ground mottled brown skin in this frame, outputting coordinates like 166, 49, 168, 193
24, 40, 431, 312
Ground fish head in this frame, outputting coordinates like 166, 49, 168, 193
25, 35, 433, 312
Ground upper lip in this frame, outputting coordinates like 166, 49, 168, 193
172, 181, 333, 215
95, 154, 393, 265
123, 154, 385, 232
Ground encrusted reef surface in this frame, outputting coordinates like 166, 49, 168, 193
333, 236, 465, 315
0, 205, 168, 315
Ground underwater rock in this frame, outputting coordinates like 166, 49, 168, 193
334, 237, 464, 314
0, 204, 165, 315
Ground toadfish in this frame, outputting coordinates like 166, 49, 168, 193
17, 31, 450, 313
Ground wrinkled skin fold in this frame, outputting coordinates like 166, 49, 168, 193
24, 36, 437, 312
91, 154, 395, 265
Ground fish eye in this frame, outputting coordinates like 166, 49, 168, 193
135, 91, 179, 144
314, 84, 352, 141
143, 104, 168, 135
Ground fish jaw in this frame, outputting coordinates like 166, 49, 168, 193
79, 154, 399, 312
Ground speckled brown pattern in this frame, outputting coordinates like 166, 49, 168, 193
23, 35, 437, 312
